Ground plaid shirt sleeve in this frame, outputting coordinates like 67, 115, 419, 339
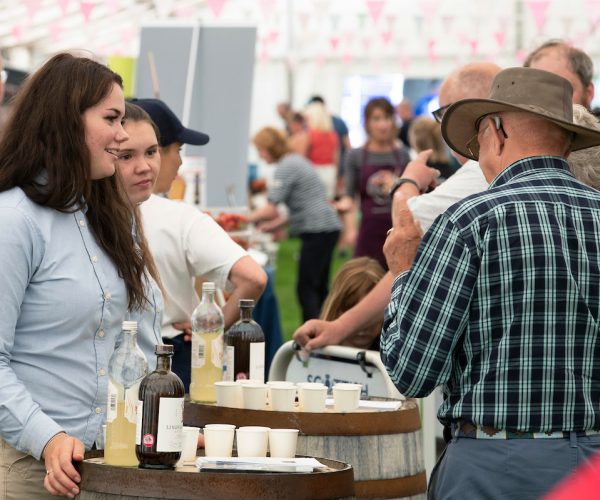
380, 213, 479, 398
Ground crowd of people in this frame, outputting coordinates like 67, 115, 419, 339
1, 36, 600, 499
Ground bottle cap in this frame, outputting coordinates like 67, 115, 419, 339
155, 344, 174, 355
122, 320, 138, 332
239, 299, 255, 308
202, 282, 216, 292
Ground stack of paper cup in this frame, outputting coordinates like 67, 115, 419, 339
333, 383, 362, 412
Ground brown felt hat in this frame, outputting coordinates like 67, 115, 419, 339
441, 67, 600, 160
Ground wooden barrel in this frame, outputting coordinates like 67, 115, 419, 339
185, 398, 427, 499
77, 455, 354, 500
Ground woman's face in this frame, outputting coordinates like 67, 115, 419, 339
117, 120, 161, 204
366, 107, 394, 143
154, 142, 183, 194
83, 83, 129, 180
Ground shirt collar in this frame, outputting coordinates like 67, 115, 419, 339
489, 156, 571, 189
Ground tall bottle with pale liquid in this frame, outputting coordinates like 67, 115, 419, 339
223, 299, 265, 382
190, 282, 224, 403
104, 321, 148, 467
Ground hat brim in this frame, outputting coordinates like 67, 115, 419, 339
179, 127, 210, 146
441, 98, 600, 161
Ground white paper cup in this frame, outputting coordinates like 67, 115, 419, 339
333, 383, 362, 412
236, 426, 270, 457
215, 381, 242, 408
266, 381, 295, 405
298, 383, 327, 412
269, 385, 297, 412
268, 429, 299, 458
204, 425, 236, 457
242, 383, 268, 410
177, 426, 200, 465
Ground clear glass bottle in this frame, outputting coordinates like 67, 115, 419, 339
190, 282, 224, 403
105, 321, 148, 467
136, 345, 185, 469
223, 299, 265, 382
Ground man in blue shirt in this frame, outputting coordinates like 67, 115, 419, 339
381, 67, 600, 498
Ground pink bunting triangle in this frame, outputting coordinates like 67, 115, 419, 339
381, 31, 392, 45
329, 37, 340, 50
494, 31, 506, 49
207, 0, 226, 18
79, 1, 95, 23
515, 49, 527, 63
268, 30, 279, 44
57, 0, 70, 16
366, 0, 385, 24
259, 47, 269, 65
399, 54, 411, 72
315, 54, 326, 68
469, 39, 479, 56
49, 22, 63, 42
421, 0, 442, 21
586, 0, 600, 21
106, 0, 120, 15
527, 0, 550, 32
174, 5, 194, 17
25, 0, 42, 20
427, 38, 438, 65
259, 0, 276, 18
11, 25, 24, 43
342, 52, 353, 65
441, 15, 454, 32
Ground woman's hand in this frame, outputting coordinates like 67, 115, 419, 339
42, 433, 85, 499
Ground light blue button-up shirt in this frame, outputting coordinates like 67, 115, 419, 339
0, 187, 128, 459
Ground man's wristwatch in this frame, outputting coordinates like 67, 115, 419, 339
389, 178, 420, 198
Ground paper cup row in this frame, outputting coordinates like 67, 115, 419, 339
215, 380, 363, 412
204, 424, 299, 458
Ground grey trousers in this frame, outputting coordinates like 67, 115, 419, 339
428, 432, 600, 500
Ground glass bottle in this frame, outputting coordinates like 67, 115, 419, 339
190, 282, 224, 403
223, 299, 265, 382
105, 321, 148, 467
136, 344, 185, 469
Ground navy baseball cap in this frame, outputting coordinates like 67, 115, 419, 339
129, 98, 209, 147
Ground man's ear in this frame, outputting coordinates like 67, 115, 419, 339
585, 82, 595, 109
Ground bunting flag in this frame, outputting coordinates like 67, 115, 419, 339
174, 5, 195, 17
298, 12, 311, 31
362, 37, 371, 52
441, 15, 454, 32
315, 53, 326, 68
527, 0, 550, 32
494, 31, 506, 49
421, 0, 442, 21
366, 0, 386, 24
259, 46, 269, 65
49, 22, 63, 42
342, 52, 353, 65
57, 0, 69, 16
259, 0, 276, 19
399, 54, 411, 72
427, 38, 438, 65
207, 0, 227, 18
25, 0, 42, 20
268, 30, 279, 44
515, 49, 527, 63
380, 31, 392, 45
469, 39, 479, 56
11, 25, 24, 43
79, 1, 95, 23
329, 36, 340, 50
106, 0, 120, 15
386, 14, 396, 29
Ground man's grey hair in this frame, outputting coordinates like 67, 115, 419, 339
524, 39, 594, 88
569, 104, 600, 190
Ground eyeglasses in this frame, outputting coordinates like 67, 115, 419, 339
432, 104, 451, 123
0, 70, 6, 84
466, 114, 508, 159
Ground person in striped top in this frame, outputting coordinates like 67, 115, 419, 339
381, 67, 600, 498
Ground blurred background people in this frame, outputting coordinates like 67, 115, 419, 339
408, 116, 456, 181
248, 126, 341, 321
396, 98, 414, 148
337, 97, 410, 269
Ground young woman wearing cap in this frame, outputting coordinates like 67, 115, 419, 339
0, 53, 157, 498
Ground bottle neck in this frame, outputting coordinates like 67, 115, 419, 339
239, 306, 254, 321
156, 354, 172, 372
202, 290, 216, 304
122, 331, 138, 347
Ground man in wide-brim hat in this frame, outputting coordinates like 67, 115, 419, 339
380, 66, 600, 499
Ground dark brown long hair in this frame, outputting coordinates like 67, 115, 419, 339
0, 53, 148, 309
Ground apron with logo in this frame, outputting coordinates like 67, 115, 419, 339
355, 147, 406, 269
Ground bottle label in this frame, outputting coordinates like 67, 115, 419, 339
124, 383, 140, 424
191, 334, 206, 369
223, 346, 234, 382
106, 380, 119, 423
156, 397, 184, 452
211, 332, 224, 369
135, 401, 143, 445
249, 342, 265, 383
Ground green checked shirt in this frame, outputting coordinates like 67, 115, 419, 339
381, 156, 600, 433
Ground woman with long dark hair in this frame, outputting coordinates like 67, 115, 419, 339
0, 53, 155, 498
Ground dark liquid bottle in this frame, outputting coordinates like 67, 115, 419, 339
136, 345, 185, 469
223, 299, 265, 382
